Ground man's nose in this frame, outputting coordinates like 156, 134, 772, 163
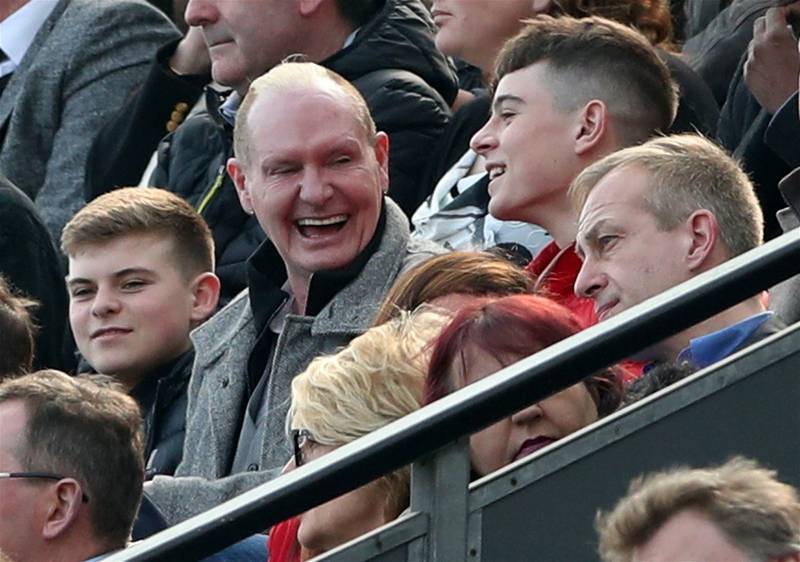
574, 257, 605, 299
470, 119, 499, 156
297, 167, 334, 206
184, 0, 218, 27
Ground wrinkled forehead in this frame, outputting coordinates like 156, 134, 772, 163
577, 165, 654, 230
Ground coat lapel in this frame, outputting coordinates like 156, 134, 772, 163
0, 0, 67, 133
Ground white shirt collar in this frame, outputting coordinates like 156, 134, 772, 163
0, 0, 58, 71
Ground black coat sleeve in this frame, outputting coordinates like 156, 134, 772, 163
83, 39, 208, 200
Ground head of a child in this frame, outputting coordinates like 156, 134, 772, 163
62, 188, 219, 388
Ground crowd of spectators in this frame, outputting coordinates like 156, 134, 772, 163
1, 0, 800, 560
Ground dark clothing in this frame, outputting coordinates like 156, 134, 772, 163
131, 349, 193, 478
0, 174, 72, 372
768, 168, 800, 325
86, 0, 456, 303
84, 41, 208, 197
662, 52, 719, 138
682, 0, 773, 106
419, 94, 491, 202
717, 55, 799, 240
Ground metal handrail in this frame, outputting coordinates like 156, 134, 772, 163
108, 228, 800, 561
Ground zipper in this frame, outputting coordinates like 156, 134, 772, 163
197, 164, 226, 215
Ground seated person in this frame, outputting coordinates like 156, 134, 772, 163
61, 187, 220, 477
0, 370, 144, 561
469, 15, 677, 327
425, 294, 622, 477
269, 309, 449, 561
374, 250, 535, 324
597, 457, 800, 562
572, 134, 782, 367
0, 275, 36, 380
145, 61, 441, 525
415, 1, 714, 255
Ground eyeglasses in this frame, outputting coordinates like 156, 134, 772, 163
291, 429, 315, 468
0, 471, 89, 502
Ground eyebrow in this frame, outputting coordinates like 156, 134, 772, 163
575, 219, 609, 257
492, 94, 525, 112
66, 267, 157, 287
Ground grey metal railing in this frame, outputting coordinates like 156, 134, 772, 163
106, 228, 800, 562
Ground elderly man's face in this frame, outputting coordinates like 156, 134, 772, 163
185, 0, 300, 93
574, 164, 692, 322
0, 400, 43, 561
231, 88, 389, 288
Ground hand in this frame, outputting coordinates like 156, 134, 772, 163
744, 3, 800, 114
169, 26, 211, 77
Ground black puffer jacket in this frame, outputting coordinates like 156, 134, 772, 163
151, 0, 456, 302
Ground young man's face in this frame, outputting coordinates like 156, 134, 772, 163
470, 62, 580, 226
574, 164, 692, 322
67, 233, 199, 386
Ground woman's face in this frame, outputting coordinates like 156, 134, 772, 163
431, 0, 539, 70
296, 443, 393, 555
456, 345, 599, 476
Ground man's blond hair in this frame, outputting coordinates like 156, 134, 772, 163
597, 457, 800, 562
288, 309, 448, 518
570, 134, 763, 257
234, 61, 377, 170
61, 187, 214, 279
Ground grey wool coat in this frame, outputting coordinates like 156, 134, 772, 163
148, 200, 443, 524
0, 0, 178, 239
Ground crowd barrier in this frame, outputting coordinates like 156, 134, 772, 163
106, 228, 800, 562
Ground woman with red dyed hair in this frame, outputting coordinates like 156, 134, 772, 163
426, 294, 622, 476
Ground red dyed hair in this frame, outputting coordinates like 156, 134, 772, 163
425, 294, 622, 416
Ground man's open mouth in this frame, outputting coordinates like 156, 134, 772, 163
296, 215, 348, 237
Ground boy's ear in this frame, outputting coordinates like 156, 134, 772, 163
189, 272, 221, 324
574, 100, 609, 157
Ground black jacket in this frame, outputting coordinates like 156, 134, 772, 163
717, 54, 800, 241
87, 0, 456, 303
131, 349, 193, 478
0, 175, 72, 372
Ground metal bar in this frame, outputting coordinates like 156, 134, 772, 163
107, 229, 800, 561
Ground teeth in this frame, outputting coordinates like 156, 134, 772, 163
297, 215, 348, 227
489, 167, 506, 180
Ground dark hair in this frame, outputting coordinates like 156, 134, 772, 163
495, 15, 677, 146
0, 275, 37, 380
0, 371, 144, 548
425, 294, 623, 416
335, 0, 383, 27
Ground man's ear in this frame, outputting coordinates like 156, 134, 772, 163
298, 0, 325, 17
227, 157, 254, 215
685, 209, 719, 272
574, 100, 609, 156
189, 272, 221, 324
41, 479, 84, 540
374, 132, 390, 194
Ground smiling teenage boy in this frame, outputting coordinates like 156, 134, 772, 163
61, 187, 220, 477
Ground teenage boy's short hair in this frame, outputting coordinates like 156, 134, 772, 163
0, 276, 37, 380
61, 188, 214, 278
495, 15, 678, 146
